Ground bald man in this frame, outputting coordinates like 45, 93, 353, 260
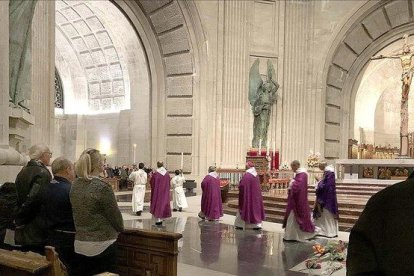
283, 160, 317, 241
234, 161, 265, 230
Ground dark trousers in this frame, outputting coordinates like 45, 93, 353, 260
120, 179, 128, 190
47, 231, 77, 275
71, 243, 117, 276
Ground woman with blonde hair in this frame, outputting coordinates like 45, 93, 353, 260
70, 148, 124, 275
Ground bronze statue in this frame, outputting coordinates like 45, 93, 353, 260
249, 59, 279, 149
9, 0, 38, 110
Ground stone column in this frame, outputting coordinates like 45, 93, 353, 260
219, 0, 249, 168
0, 1, 9, 149
30, 0, 55, 148
0, 0, 28, 168
280, 1, 313, 164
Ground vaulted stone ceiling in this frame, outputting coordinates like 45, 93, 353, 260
55, 0, 130, 113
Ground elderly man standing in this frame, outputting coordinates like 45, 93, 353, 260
313, 161, 339, 238
14, 144, 52, 253
129, 163, 147, 216
234, 161, 265, 230
44, 157, 76, 275
150, 162, 171, 226
283, 160, 317, 242
199, 166, 223, 221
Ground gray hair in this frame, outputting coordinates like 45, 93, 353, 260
51, 157, 73, 175
208, 166, 217, 173
290, 160, 300, 167
318, 161, 328, 167
28, 144, 50, 160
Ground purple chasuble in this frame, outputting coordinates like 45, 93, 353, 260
283, 172, 315, 233
150, 171, 172, 219
316, 170, 339, 218
238, 172, 265, 224
201, 175, 223, 220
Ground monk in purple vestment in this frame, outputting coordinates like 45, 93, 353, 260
199, 166, 223, 221
313, 161, 339, 238
150, 161, 171, 225
234, 161, 265, 230
283, 160, 317, 241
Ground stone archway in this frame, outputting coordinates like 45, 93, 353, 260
323, 0, 414, 159
106, 0, 200, 173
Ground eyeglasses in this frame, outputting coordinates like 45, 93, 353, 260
46, 152, 53, 157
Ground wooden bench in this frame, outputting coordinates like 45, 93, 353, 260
0, 246, 66, 276
116, 228, 182, 276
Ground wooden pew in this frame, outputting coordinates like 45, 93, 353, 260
0, 246, 66, 276
116, 228, 182, 276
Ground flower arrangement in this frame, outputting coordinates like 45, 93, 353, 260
303, 240, 346, 275
307, 150, 321, 168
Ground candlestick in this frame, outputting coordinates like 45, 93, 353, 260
180, 152, 184, 169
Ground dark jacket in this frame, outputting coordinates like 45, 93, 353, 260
70, 177, 124, 242
347, 176, 414, 276
14, 160, 52, 246
0, 183, 17, 240
44, 176, 75, 232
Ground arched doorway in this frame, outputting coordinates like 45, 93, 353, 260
54, 0, 202, 175
323, 0, 414, 159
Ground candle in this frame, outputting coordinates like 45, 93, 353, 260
266, 142, 269, 156
133, 144, 137, 164
259, 139, 262, 151
180, 152, 184, 169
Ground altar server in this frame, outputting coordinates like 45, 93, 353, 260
234, 161, 265, 230
150, 162, 171, 225
171, 170, 188, 212
199, 166, 223, 221
129, 163, 147, 216
313, 161, 338, 238
283, 160, 317, 241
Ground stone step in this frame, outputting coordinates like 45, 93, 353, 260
223, 206, 354, 232
228, 200, 361, 223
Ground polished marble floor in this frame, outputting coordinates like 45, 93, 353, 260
124, 217, 342, 276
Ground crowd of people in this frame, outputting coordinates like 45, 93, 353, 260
4, 142, 401, 274
6, 145, 124, 275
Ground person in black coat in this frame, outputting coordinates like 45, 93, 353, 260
0, 182, 17, 248
347, 172, 414, 275
44, 157, 77, 275
14, 144, 52, 253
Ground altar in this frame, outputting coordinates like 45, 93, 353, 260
335, 159, 414, 181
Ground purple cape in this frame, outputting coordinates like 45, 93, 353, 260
316, 170, 339, 218
283, 172, 315, 233
238, 172, 265, 224
150, 171, 172, 219
201, 175, 223, 220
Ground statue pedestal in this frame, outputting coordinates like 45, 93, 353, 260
9, 107, 34, 153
